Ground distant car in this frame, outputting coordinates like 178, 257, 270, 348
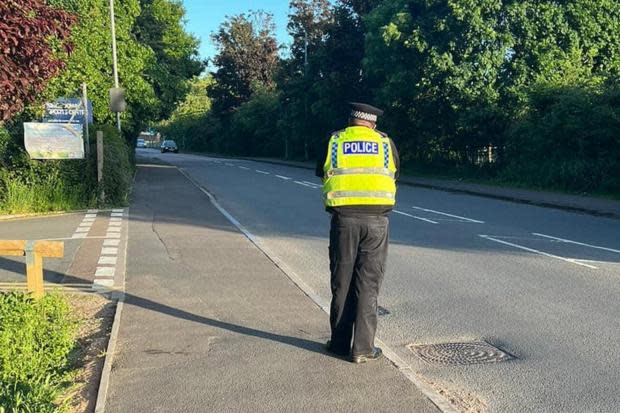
160, 140, 178, 153
136, 138, 146, 148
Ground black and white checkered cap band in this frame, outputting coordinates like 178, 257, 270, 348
351, 110, 378, 122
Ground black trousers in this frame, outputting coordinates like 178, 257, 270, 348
328, 213, 389, 356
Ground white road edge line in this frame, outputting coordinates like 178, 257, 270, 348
176, 166, 456, 413
256, 170, 270, 174
411, 205, 484, 223
394, 210, 439, 224
532, 232, 620, 254
275, 175, 291, 180
479, 234, 598, 270
302, 181, 322, 188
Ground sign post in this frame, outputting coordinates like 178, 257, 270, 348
82, 83, 90, 155
97, 131, 105, 202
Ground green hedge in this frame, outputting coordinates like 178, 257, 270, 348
0, 292, 78, 413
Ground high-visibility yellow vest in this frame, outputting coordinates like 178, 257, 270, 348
322, 126, 397, 207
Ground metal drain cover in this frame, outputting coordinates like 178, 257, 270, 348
408, 341, 514, 365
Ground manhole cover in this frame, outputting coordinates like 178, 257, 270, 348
377, 306, 390, 316
408, 341, 514, 365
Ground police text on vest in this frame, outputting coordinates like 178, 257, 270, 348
342, 141, 379, 155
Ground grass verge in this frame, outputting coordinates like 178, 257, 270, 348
0, 292, 115, 413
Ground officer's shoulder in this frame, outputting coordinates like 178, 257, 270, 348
375, 129, 389, 138
328, 129, 345, 139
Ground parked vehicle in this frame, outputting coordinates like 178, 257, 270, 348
136, 138, 146, 148
160, 140, 178, 153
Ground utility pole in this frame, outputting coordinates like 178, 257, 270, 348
303, 28, 309, 160
109, 0, 121, 132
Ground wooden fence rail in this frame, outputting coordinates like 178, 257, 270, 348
0, 240, 64, 298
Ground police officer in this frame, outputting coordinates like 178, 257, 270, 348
316, 102, 399, 363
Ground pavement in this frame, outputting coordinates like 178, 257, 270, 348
137, 149, 620, 413
105, 161, 440, 412
0, 209, 127, 292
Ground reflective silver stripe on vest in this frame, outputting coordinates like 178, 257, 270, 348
326, 191, 395, 200
327, 167, 395, 178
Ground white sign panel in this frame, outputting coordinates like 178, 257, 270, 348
24, 122, 84, 159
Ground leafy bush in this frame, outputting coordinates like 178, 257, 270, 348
0, 292, 78, 413
94, 124, 134, 206
501, 84, 620, 193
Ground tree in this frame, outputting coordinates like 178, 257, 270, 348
0, 0, 76, 121
135, 0, 204, 120
209, 11, 279, 114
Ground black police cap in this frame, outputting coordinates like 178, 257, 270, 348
349, 102, 384, 122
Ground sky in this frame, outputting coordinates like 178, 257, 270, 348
182, 0, 292, 67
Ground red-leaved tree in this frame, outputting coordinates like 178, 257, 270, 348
0, 0, 76, 121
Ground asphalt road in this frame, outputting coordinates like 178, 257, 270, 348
139, 149, 620, 412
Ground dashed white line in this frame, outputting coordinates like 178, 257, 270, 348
302, 181, 322, 188
101, 247, 118, 255
98, 256, 118, 265
238, 166, 250, 170
276, 175, 292, 180
532, 233, 620, 254
479, 234, 598, 269
256, 170, 270, 175
294, 181, 317, 188
225, 163, 234, 167
394, 210, 439, 224
95, 267, 115, 277
411, 205, 484, 223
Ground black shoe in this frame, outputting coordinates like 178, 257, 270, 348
325, 340, 350, 357
351, 347, 383, 364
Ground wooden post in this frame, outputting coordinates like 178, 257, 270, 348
0, 240, 64, 299
97, 130, 105, 202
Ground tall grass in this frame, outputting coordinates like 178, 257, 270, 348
0, 170, 95, 215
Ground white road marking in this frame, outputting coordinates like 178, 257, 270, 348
104, 239, 120, 246
105, 233, 121, 239
107, 227, 121, 232
112, 208, 124, 212
302, 181, 322, 188
101, 247, 118, 255
87, 209, 99, 213
72, 233, 88, 239
98, 256, 118, 265
275, 175, 291, 180
532, 233, 620, 254
411, 205, 484, 223
92, 279, 114, 289
394, 210, 439, 224
79, 222, 92, 227
176, 165, 457, 413
479, 234, 598, 269
110, 217, 122, 222
75, 227, 90, 233
238, 166, 250, 170
225, 163, 234, 167
82, 218, 95, 223
294, 181, 316, 188
256, 170, 270, 175
108, 221, 122, 227
111, 212, 123, 217
95, 267, 115, 277
85, 213, 97, 218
